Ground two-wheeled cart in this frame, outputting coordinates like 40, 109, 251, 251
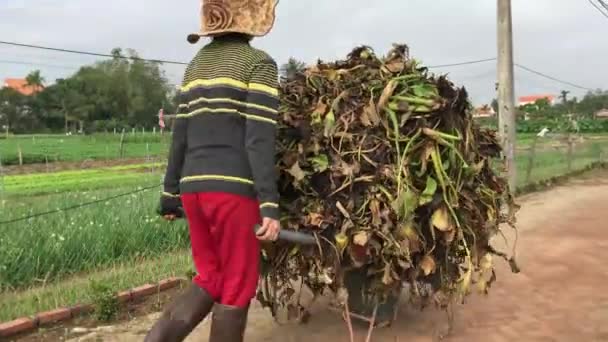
256, 226, 401, 342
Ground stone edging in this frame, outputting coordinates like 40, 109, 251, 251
0, 277, 185, 338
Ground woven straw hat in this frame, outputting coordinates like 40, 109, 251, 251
187, 0, 279, 44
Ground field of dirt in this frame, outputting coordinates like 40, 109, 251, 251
2, 158, 156, 176
16, 172, 608, 341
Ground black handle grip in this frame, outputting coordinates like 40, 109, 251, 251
253, 224, 317, 245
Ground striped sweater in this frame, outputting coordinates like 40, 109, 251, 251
162, 34, 280, 219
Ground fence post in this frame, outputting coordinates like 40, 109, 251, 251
566, 134, 574, 172
525, 136, 538, 185
153, 126, 156, 135
146, 143, 151, 174
119, 128, 126, 158
45, 154, 49, 173
17, 144, 23, 166
0, 151, 5, 209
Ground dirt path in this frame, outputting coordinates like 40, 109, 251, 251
65, 176, 608, 342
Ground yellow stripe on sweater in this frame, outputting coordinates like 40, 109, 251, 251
176, 107, 276, 124
248, 83, 279, 97
188, 97, 277, 114
181, 78, 278, 98
181, 77, 248, 92
180, 175, 254, 185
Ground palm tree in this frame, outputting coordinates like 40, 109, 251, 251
280, 58, 306, 81
560, 90, 570, 104
25, 70, 45, 95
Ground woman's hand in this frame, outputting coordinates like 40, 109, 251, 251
256, 217, 280, 241
157, 195, 184, 221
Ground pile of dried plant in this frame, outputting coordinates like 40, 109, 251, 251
257, 44, 520, 322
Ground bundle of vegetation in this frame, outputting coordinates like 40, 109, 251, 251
257, 44, 520, 321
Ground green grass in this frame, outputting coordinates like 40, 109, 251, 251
0, 186, 190, 291
514, 141, 607, 187
0, 251, 192, 322
0, 133, 170, 166
0, 132, 606, 322
1, 163, 165, 196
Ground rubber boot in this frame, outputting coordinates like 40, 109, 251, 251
144, 284, 215, 342
208, 304, 249, 342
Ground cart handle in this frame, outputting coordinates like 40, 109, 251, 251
253, 224, 317, 245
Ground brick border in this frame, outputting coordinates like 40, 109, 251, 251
0, 277, 185, 338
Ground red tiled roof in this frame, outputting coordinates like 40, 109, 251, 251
3, 78, 44, 96
518, 94, 555, 103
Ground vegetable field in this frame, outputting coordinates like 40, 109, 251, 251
0, 131, 607, 323
2, 163, 164, 196
0, 133, 170, 166
0, 187, 189, 291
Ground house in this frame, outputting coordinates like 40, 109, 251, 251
2, 78, 44, 96
518, 94, 556, 107
596, 109, 608, 119
473, 105, 496, 118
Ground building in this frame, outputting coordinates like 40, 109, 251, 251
473, 105, 496, 118
517, 94, 556, 107
2, 78, 44, 96
595, 109, 608, 119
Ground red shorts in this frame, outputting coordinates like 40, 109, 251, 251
181, 192, 261, 308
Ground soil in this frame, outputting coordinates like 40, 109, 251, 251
2, 158, 156, 176
8, 285, 186, 342
11, 171, 608, 341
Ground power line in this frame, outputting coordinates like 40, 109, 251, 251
588, 0, 608, 19
597, 0, 608, 12
0, 183, 161, 225
428, 57, 497, 68
514, 63, 593, 91
0, 40, 188, 66
0, 40, 593, 93
2, 39, 501, 70
0, 59, 77, 70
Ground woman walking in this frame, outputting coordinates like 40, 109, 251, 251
146, 0, 281, 341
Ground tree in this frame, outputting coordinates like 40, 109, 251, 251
5, 48, 175, 133
280, 58, 306, 81
491, 98, 499, 113
25, 70, 45, 95
560, 90, 570, 104
0, 87, 29, 133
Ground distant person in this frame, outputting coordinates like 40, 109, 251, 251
146, 0, 281, 341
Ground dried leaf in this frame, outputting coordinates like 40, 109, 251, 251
287, 161, 306, 181
377, 79, 398, 113
480, 253, 493, 271
353, 231, 370, 246
420, 255, 436, 276
382, 263, 394, 285
431, 206, 453, 232
384, 60, 405, 73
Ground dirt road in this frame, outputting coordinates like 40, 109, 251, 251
69, 176, 608, 342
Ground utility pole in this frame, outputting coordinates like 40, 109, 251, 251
497, 0, 517, 190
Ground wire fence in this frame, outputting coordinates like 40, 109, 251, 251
0, 129, 607, 321
514, 133, 608, 188
0, 130, 171, 168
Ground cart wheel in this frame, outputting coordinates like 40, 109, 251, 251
344, 268, 400, 327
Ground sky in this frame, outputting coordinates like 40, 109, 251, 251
0, 0, 606, 105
